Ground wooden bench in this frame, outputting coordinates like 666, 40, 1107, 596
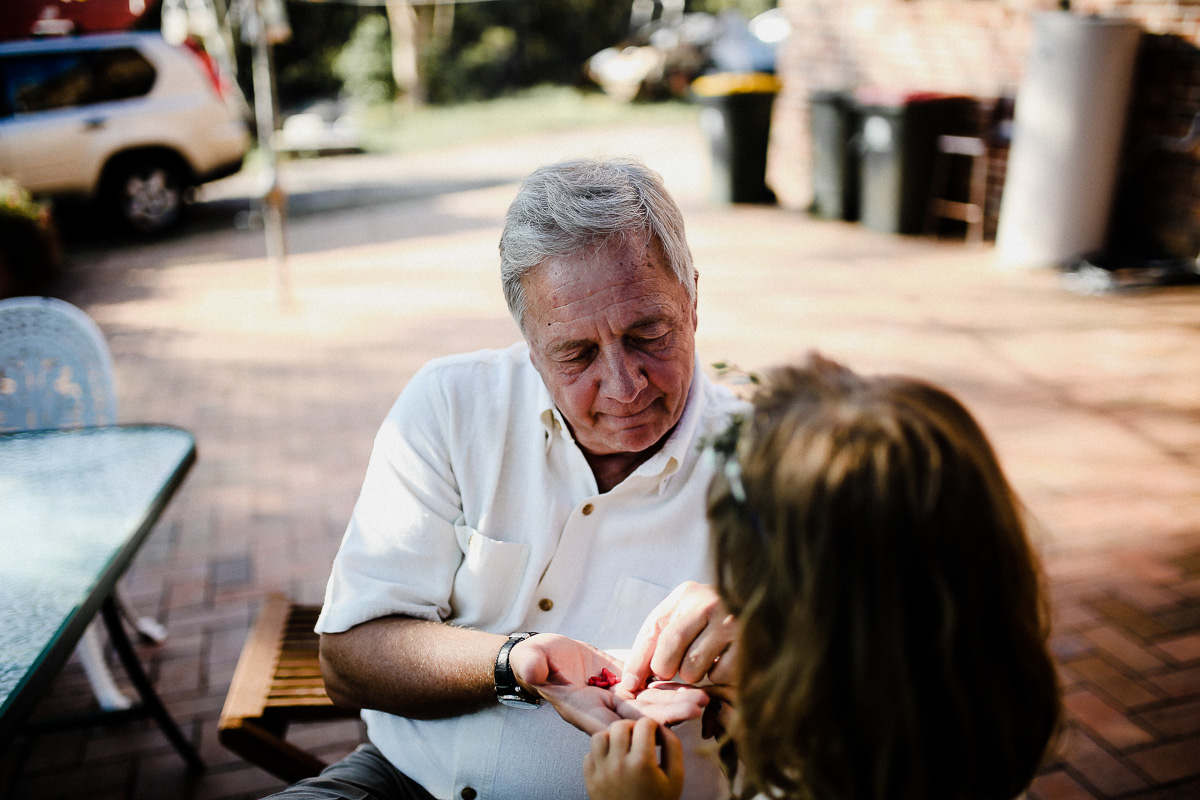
218, 593, 357, 783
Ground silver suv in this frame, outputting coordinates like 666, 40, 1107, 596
0, 31, 250, 234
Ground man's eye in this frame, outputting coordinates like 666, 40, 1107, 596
635, 331, 669, 347
560, 349, 594, 365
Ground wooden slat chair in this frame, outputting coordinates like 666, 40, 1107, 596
219, 593, 357, 783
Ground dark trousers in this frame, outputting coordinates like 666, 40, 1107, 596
264, 744, 437, 800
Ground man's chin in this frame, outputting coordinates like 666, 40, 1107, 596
587, 422, 671, 456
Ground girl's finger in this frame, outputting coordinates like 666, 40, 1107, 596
608, 719, 635, 753
658, 723, 685, 785
629, 716, 660, 757
590, 728, 610, 758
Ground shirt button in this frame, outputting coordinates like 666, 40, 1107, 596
538, 598, 553, 611
461, 788, 477, 800
582, 503, 594, 515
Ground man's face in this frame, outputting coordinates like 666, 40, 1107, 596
524, 236, 697, 457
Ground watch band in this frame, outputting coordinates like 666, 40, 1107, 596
495, 631, 541, 708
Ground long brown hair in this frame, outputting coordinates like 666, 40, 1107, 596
708, 354, 1059, 800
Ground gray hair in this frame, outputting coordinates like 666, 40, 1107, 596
499, 157, 695, 331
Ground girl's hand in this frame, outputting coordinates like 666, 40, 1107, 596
619, 581, 738, 693
583, 717, 684, 800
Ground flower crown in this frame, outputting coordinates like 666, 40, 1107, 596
701, 362, 769, 540
702, 361, 762, 503
700, 413, 749, 503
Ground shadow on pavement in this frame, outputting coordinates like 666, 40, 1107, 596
53, 172, 518, 252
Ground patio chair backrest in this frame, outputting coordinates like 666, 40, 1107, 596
0, 296, 118, 432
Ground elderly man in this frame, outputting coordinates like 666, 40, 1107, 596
273, 158, 743, 800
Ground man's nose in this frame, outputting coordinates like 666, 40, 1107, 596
599, 348, 647, 402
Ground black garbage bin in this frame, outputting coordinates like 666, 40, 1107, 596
855, 89, 976, 234
808, 89, 860, 221
693, 72, 780, 204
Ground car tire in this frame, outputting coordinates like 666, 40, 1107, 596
103, 156, 187, 235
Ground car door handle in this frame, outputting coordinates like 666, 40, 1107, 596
83, 117, 107, 130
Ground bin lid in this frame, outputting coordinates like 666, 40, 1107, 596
692, 72, 781, 97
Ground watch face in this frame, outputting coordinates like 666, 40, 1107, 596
497, 694, 541, 709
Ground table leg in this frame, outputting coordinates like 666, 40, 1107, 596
100, 598, 206, 773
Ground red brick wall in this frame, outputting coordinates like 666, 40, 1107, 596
770, 0, 1200, 256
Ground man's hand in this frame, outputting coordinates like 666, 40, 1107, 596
583, 718, 684, 800
508, 633, 631, 734
614, 681, 710, 728
618, 581, 739, 693
508, 634, 710, 735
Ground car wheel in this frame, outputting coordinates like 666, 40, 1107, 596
105, 157, 187, 234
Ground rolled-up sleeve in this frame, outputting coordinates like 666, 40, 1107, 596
316, 362, 464, 634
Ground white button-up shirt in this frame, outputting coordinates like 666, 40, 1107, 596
318, 342, 745, 800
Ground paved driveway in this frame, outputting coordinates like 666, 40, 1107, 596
6, 120, 1199, 799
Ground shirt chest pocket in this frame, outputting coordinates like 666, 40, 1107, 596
590, 575, 673, 653
449, 524, 530, 630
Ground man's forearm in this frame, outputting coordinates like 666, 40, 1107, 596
321, 620, 711, 735
319, 616, 506, 719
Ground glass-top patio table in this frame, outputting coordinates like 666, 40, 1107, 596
0, 425, 204, 771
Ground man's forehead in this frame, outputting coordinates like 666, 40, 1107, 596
534, 265, 683, 320
541, 240, 674, 296
521, 232, 690, 339
534, 285, 687, 360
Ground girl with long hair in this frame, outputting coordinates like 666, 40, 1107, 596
585, 354, 1060, 800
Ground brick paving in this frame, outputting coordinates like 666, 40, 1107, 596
1, 120, 1198, 799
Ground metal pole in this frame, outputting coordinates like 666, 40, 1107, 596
249, 0, 292, 309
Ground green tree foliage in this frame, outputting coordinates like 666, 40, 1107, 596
271, 3, 364, 109
423, 20, 520, 103
270, 0, 771, 108
692, 0, 775, 19
432, 0, 631, 101
333, 14, 397, 107
276, 0, 633, 107
0, 179, 61, 299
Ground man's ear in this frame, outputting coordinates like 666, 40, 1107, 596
691, 270, 700, 328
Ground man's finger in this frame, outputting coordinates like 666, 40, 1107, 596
617, 633, 657, 692
707, 639, 739, 685
619, 583, 692, 690
614, 681, 709, 726
540, 684, 622, 735
648, 612, 711, 683
664, 612, 738, 685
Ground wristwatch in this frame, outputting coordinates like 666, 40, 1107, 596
495, 632, 541, 708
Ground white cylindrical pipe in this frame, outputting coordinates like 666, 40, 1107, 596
995, 13, 1141, 269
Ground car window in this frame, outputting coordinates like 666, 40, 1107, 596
1, 47, 156, 116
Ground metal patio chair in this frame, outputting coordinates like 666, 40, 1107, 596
0, 295, 168, 711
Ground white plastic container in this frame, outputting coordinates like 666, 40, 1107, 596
994, 13, 1141, 269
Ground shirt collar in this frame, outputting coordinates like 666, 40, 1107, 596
538, 383, 567, 454
536, 355, 709, 486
